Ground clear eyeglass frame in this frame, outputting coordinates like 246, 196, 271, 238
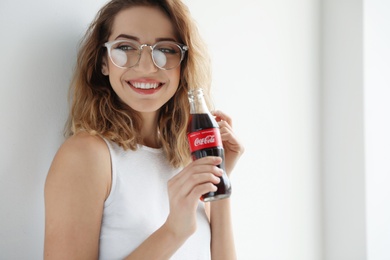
103, 39, 189, 70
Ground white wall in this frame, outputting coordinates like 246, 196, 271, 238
364, 0, 390, 259
184, 1, 322, 259
0, 0, 108, 257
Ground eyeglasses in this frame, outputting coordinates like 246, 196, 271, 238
104, 39, 188, 70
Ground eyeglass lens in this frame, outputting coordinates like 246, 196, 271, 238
109, 41, 183, 70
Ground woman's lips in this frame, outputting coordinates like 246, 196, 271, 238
127, 80, 164, 95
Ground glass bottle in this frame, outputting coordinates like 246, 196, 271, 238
187, 88, 232, 202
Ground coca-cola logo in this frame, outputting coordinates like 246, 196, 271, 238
194, 135, 215, 146
187, 128, 222, 153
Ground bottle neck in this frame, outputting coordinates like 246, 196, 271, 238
188, 89, 210, 114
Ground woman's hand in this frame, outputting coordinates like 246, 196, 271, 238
165, 156, 223, 239
212, 110, 244, 176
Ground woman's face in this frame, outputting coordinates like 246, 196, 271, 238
102, 6, 181, 115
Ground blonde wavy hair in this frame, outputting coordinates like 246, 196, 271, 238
65, 0, 213, 168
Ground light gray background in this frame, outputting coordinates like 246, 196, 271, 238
0, 0, 389, 259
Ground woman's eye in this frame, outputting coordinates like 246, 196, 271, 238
117, 45, 136, 51
158, 47, 178, 54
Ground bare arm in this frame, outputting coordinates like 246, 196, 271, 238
122, 224, 185, 260
209, 110, 244, 260
44, 133, 111, 259
210, 199, 236, 260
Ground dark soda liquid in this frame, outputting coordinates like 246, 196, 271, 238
187, 113, 232, 201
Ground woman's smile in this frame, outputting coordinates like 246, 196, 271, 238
126, 79, 165, 95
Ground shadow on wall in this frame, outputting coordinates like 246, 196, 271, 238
0, 4, 90, 256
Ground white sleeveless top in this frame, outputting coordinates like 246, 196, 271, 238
99, 139, 211, 260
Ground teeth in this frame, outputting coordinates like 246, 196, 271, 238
131, 82, 160, 89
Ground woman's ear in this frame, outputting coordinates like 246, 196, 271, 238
101, 57, 109, 76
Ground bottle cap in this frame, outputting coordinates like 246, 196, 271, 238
188, 88, 203, 96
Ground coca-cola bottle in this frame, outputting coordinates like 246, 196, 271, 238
187, 88, 232, 202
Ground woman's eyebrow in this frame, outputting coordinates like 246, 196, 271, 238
155, 37, 177, 42
115, 34, 139, 41
115, 34, 177, 42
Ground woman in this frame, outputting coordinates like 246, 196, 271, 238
44, 0, 244, 259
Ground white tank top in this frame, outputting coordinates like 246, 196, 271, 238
99, 139, 211, 260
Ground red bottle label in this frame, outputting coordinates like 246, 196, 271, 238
187, 128, 222, 153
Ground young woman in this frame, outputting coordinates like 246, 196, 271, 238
44, 0, 244, 259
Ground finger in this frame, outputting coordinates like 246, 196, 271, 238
172, 163, 223, 192
221, 131, 239, 146
219, 127, 239, 144
168, 157, 223, 193
192, 156, 223, 166
218, 123, 235, 140
218, 126, 243, 153
188, 182, 218, 201
169, 169, 222, 205
217, 120, 233, 132
212, 110, 233, 127
180, 164, 222, 185
170, 156, 222, 183
180, 172, 221, 197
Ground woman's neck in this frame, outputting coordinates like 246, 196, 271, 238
139, 111, 161, 148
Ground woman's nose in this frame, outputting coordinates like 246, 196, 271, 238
133, 46, 158, 73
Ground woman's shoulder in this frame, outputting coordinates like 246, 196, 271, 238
61, 131, 108, 154
46, 131, 111, 198
53, 131, 110, 171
